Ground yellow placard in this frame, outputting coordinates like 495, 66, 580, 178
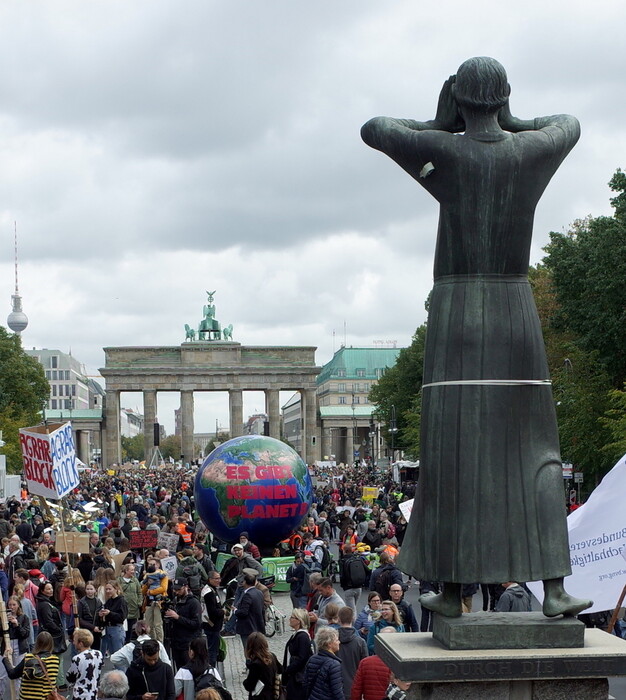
362, 486, 379, 502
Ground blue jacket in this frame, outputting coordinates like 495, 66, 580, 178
304, 650, 345, 700
367, 619, 404, 655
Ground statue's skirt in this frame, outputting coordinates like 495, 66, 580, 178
397, 275, 571, 584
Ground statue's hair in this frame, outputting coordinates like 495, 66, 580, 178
455, 57, 510, 113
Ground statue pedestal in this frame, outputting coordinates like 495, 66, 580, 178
433, 612, 585, 650
375, 628, 626, 699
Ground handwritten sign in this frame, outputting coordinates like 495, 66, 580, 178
157, 531, 180, 554
20, 422, 79, 499
129, 529, 159, 549
399, 498, 414, 522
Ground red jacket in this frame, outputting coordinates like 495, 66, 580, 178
351, 655, 391, 700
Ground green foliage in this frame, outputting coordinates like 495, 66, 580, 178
529, 261, 616, 486
369, 325, 426, 456
0, 327, 49, 473
121, 434, 144, 462
160, 434, 182, 460
601, 385, 626, 465
544, 171, 626, 388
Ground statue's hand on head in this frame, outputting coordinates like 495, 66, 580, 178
432, 75, 465, 133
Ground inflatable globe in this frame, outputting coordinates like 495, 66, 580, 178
195, 434, 313, 547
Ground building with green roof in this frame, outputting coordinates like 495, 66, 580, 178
316, 345, 401, 464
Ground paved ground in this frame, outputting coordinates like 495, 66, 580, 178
221, 590, 293, 700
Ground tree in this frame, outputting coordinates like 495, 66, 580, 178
160, 434, 182, 460
601, 385, 626, 466
369, 325, 426, 457
529, 265, 614, 486
121, 434, 144, 462
544, 170, 626, 388
0, 326, 49, 473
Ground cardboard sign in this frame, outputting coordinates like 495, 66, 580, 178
19, 422, 79, 499
160, 555, 178, 581
157, 531, 180, 554
112, 551, 131, 577
129, 529, 159, 549
56, 532, 90, 554
399, 498, 414, 522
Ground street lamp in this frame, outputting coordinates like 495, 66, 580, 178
369, 420, 376, 465
389, 404, 398, 464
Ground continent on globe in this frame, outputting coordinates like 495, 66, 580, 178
195, 434, 313, 547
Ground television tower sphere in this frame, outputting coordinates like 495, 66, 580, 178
7, 293, 28, 334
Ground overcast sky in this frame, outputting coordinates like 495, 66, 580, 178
2, 1, 624, 435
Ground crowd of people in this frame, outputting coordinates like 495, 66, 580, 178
0, 461, 530, 700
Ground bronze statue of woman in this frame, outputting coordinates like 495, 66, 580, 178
362, 57, 591, 618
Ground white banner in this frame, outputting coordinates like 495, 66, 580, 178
528, 453, 626, 613
19, 422, 79, 500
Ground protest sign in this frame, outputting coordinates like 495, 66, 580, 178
362, 486, 379, 502
160, 555, 178, 581
56, 532, 90, 554
528, 453, 626, 613
129, 529, 159, 549
157, 531, 180, 554
112, 551, 130, 577
399, 498, 414, 523
19, 422, 79, 499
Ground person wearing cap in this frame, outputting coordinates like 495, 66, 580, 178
239, 532, 261, 560
163, 578, 202, 670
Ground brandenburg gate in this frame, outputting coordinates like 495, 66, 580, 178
99, 342, 321, 466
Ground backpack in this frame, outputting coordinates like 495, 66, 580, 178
194, 670, 233, 700
374, 568, 393, 599
301, 559, 322, 596
345, 556, 367, 588
182, 563, 202, 592
131, 639, 146, 666
314, 544, 331, 573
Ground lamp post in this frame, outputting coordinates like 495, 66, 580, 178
389, 404, 398, 464
369, 420, 376, 466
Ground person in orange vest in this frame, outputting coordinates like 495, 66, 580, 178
176, 516, 194, 547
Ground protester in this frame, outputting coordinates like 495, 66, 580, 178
201, 570, 225, 667
285, 553, 306, 609
367, 601, 404, 655
336, 606, 367, 697
99, 581, 128, 657
78, 581, 104, 650
66, 628, 104, 700
495, 582, 532, 612
2, 631, 61, 700
282, 609, 313, 700
339, 544, 369, 612
110, 620, 170, 671
350, 628, 394, 700
303, 627, 344, 700
125, 638, 175, 700
118, 563, 142, 643
233, 573, 266, 649
98, 670, 129, 700
388, 584, 419, 632
164, 578, 203, 670
174, 636, 222, 700
242, 632, 282, 700
355, 591, 382, 640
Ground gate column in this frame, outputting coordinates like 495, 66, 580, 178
229, 389, 243, 438
181, 390, 195, 465
104, 390, 121, 466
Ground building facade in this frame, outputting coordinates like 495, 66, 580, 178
317, 346, 401, 464
26, 348, 91, 411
